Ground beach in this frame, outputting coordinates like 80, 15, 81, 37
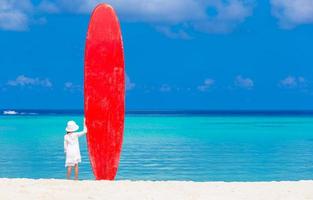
0, 179, 312, 200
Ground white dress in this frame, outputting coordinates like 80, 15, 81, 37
64, 126, 87, 167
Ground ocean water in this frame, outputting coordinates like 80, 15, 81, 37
1, 112, 313, 181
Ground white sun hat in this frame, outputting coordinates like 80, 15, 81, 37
65, 120, 79, 132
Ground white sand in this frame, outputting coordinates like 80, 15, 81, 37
0, 179, 312, 200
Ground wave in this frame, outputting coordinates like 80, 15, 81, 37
2, 110, 38, 115
3, 110, 18, 115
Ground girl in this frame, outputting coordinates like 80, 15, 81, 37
64, 120, 87, 180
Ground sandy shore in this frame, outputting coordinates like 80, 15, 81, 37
0, 179, 312, 200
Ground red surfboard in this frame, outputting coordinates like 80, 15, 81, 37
84, 3, 125, 180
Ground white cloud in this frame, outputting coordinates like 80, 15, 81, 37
7, 75, 52, 88
155, 26, 191, 40
38, 0, 60, 13
47, 0, 206, 23
195, 0, 254, 33
64, 81, 82, 92
160, 84, 171, 92
235, 75, 254, 89
0, 0, 33, 31
279, 76, 307, 89
0, 0, 254, 34
126, 74, 135, 91
34, 0, 254, 34
198, 79, 215, 91
271, 0, 313, 28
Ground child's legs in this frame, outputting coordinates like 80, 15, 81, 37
67, 166, 72, 179
74, 164, 79, 180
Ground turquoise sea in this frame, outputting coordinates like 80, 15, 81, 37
1, 111, 313, 181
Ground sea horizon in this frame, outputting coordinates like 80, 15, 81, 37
3, 109, 313, 116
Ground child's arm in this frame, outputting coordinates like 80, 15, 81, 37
76, 126, 87, 137
76, 119, 87, 137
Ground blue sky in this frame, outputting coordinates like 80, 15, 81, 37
1, 0, 313, 110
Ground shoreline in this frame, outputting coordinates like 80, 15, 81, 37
1, 179, 313, 200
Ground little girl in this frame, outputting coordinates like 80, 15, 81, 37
64, 120, 87, 180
